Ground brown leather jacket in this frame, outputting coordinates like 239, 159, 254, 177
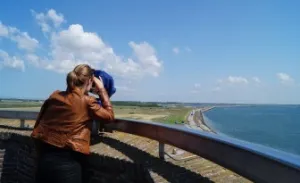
31, 88, 115, 155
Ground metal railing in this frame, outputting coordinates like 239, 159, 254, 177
0, 109, 300, 183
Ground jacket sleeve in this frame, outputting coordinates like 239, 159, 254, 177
87, 89, 115, 122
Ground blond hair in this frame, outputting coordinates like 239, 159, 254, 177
66, 64, 94, 90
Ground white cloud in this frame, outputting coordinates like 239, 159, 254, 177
0, 9, 163, 78
217, 79, 223, 84
10, 32, 39, 52
172, 47, 179, 54
32, 11, 50, 32
0, 22, 39, 52
0, 22, 9, 36
217, 76, 249, 86
277, 73, 294, 84
25, 53, 40, 66
190, 83, 201, 93
47, 23, 113, 73
172, 46, 192, 55
129, 41, 162, 77
31, 9, 65, 33
47, 9, 65, 27
42, 24, 162, 77
0, 50, 25, 71
219, 76, 262, 85
194, 83, 201, 89
226, 76, 248, 84
29, 10, 161, 78
116, 86, 136, 92
252, 77, 261, 83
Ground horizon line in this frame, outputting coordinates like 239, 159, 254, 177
0, 97, 299, 106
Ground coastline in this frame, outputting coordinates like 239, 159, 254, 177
199, 109, 217, 134
191, 106, 217, 134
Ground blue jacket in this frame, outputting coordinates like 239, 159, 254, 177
93, 70, 116, 104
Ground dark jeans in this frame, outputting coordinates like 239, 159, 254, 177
35, 142, 88, 183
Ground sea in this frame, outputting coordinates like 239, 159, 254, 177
203, 105, 300, 156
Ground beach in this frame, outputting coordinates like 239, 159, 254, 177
185, 106, 216, 133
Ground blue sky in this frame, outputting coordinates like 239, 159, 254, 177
0, 0, 299, 104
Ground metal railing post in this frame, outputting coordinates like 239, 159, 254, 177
159, 142, 165, 160
91, 120, 98, 136
20, 119, 25, 128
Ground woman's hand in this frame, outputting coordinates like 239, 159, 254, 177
93, 76, 105, 91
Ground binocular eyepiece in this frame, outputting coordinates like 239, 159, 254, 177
89, 69, 116, 97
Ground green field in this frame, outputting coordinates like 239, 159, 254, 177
0, 101, 42, 108
114, 106, 191, 124
0, 101, 192, 124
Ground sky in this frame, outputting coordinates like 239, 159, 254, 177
0, 0, 299, 104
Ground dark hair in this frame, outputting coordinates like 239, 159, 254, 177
66, 64, 94, 90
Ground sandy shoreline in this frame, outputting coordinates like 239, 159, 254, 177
187, 107, 217, 134
199, 109, 217, 134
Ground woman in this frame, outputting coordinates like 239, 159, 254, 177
31, 64, 115, 183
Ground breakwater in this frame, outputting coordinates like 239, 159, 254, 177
192, 106, 216, 133
199, 110, 216, 133
201, 106, 216, 112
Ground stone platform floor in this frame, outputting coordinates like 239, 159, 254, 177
0, 119, 252, 183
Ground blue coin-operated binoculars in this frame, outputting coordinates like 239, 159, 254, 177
90, 69, 116, 135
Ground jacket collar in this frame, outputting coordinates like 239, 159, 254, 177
69, 87, 86, 97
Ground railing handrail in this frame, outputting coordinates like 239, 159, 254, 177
0, 109, 300, 183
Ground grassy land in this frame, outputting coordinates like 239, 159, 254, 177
0, 101, 192, 124
0, 101, 42, 108
152, 107, 191, 124
114, 106, 191, 124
